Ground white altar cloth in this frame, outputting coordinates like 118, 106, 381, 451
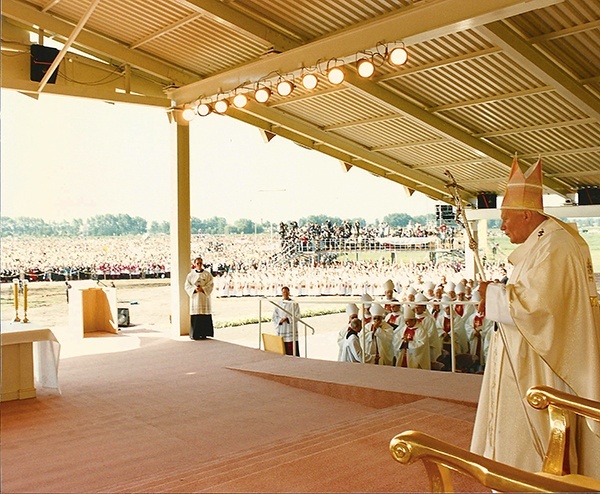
1, 323, 61, 395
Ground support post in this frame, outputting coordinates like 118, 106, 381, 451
170, 112, 191, 337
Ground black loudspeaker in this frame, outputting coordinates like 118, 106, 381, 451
477, 193, 497, 209
30, 44, 59, 83
117, 307, 130, 327
578, 187, 600, 205
436, 204, 454, 220
437, 204, 454, 220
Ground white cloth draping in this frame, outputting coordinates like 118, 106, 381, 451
1, 324, 61, 393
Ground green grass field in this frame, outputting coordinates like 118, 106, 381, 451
488, 226, 600, 270
338, 226, 600, 270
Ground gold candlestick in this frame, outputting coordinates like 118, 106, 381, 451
22, 280, 29, 323
13, 279, 20, 322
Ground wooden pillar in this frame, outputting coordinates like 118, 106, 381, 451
170, 112, 191, 336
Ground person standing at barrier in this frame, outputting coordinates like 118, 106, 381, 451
414, 293, 442, 369
463, 292, 492, 373
471, 156, 600, 477
394, 306, 430, 370
384, 300, 402, 329
337, 303, 359, 360
273, 286, 301, 356
184, 256, 214, 340
362, 303, 394, 365
339, 318, 363, 363
382, 279, 396, 312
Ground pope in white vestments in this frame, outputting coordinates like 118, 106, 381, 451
471, 156, 600, 477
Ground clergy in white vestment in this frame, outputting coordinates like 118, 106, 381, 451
453, 282, 475, 322
384, 301, 402, 329
414, 293, 442, 365
273, 286, 301, 356
339, 318, 363, 363
394, 306, 430, 370
337, 303, 359, 361
463, 292, 493, 371
184, 257, 214, 339
362, 304, 394, 365
435, 295, 469, 354
471, 155, 600, 477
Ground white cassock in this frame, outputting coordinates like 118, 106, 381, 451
464, 311, 494, 366
272, 298, 300, 343
394, 322, 431, 370
436, 312, 469, 354
339, 331, 362, 363
471, 217, 600, 477
454, 301, 475, 326
337, 323, 352, 361
184, 269, 213, 315
417, 312, 442, 362
362, 321, 394, 365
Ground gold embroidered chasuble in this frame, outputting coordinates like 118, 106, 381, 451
471, 217, 600, 476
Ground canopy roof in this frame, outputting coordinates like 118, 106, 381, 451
2, 0, 599, 205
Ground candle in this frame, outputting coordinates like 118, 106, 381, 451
23, 280, 28, 312
13, 278, 20, 322
13, 279, 19, 311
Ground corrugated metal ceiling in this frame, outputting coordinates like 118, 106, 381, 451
2, 0, 599, 205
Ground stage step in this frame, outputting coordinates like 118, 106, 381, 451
108, 398, 481, 493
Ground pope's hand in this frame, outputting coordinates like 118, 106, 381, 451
477, 281, 491, 315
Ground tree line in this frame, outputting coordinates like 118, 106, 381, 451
1, 212, 439, 237
2, 213, 597, 237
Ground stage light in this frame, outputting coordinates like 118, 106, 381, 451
357, 58, 375, 78
255, 86, 271, 103
301, 73, 318, 90
197, 102, 212, 116
214, 99, 229, 113
276, 79, 294, 97
182, 107, 195, 121
232, 93, 248, 108
327, 66, 345, 85
388, 45, 408, 66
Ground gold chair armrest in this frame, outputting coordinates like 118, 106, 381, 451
527, 386, 600, 475
389, 430, 596, 492
526, 385, 600, 422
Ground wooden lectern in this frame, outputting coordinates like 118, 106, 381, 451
68, 287, 118, 337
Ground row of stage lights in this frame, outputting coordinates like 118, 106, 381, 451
181, 42, 409, 121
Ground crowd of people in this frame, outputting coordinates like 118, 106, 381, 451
1, 221, 473, 285
279, 220, 461, 251
0, 233, 277, 283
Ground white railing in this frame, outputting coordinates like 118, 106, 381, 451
258, 297, 316, 358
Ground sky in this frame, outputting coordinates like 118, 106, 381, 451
1, 89, 441, 225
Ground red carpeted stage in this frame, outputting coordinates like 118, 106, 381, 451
1, 335, 487, 493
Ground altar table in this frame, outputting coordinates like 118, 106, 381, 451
1, 324, 61, 401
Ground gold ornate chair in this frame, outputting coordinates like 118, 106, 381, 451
389, 385, 600, 492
